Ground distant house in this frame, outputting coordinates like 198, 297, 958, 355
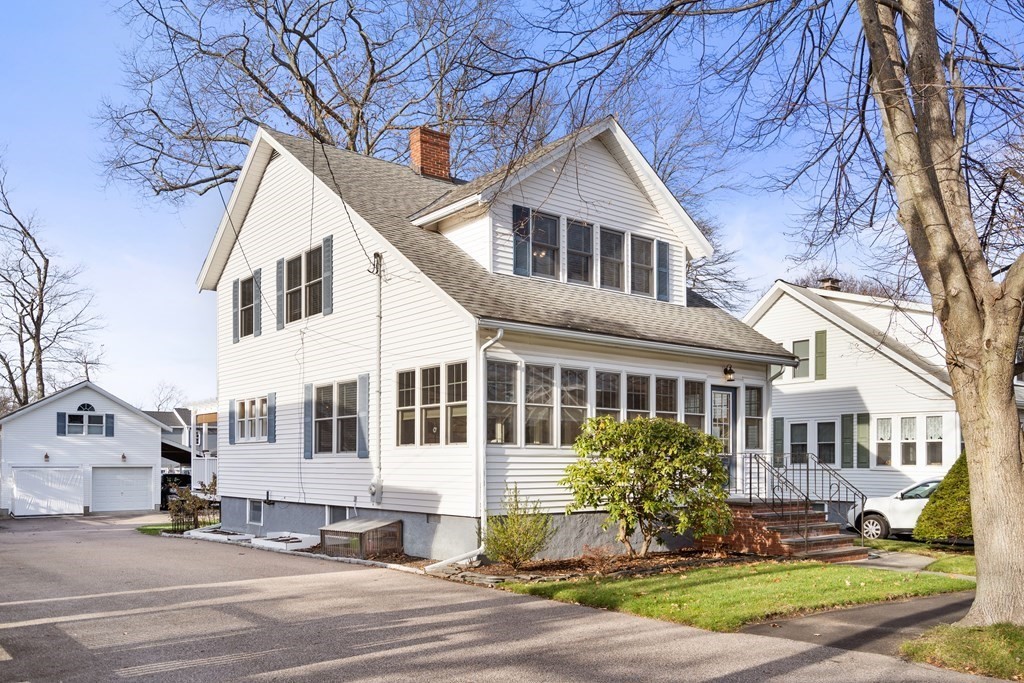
197, 117, 796, 559
144, 408, 193, 472
0, 381, 167, 517
144, 405, 219, 487
746, 279, 1024, 499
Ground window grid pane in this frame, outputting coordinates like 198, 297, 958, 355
599, 229, 624, 291
595, 371, 620, 418
683, 380, 705, 429
531, 212, 560, 279
655, 377, 677, 418
486, 361, 517, 444
560, 368, 588, 447
446, 362, 468, 445
396, 371, 416, 446
314, 385, 333, 453
567, 220, 593, 284
626, 374, 649, 420
817, 422, 836, 464
337, 381, 357, 453
630, 236, 654, 295
790, 423, 808, 464
524, 366, 554, 445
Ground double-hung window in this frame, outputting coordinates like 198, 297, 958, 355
446, 362, 468, 444
626, 375, 650, 420
790, 423, 808, 464
745, 387, 763, 449
655, 378, 678, 421
926, 416, 943, 466
237, 397, 268, 441
876, 417, 893, 466
531, 212, 560, 279
314, 385, 334, 454
630, 236, 654, 296
336, 381, 358, 453
396, 371, 416, 446
595, 371, 621, 419
487, 361, 517, 444
683, 380, 705, 430
421, 367, 442, 445
285, 247, 323, 323
560, 368, 588, 446
817, 422, 836, 464
599, 229, 625, 291
524, 365, 554, 445
239, 276, 255, 337
792, 340, 810, 378
901, 417, 917, 465
305, 246, 324, 317
567, 220, 593, 284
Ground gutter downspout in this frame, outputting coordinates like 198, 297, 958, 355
425, 326, 504, 573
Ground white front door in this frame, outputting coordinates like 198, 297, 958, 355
91, 467, 153, 512
13, 468, 84, 516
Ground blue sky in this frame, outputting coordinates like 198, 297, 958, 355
0, 1, 807, 407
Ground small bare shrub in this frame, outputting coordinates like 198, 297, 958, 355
581, 544, 616, 576
483, 484, 555, 570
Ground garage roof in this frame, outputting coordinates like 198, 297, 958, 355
0, 381, 170, 431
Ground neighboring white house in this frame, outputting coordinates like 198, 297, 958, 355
0, 381, 167, 517
745, 279, 1024, 499
197, 117, 797, 559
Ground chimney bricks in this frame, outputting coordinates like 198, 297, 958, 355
819, 277, 843, 291
409, 127, 451, 181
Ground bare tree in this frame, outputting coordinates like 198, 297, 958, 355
686, 218, 751, 311
492, 0, 1024, 624
68, 343, 107, 383
788, 266, 906, 300
152, 381, 187, 411
0, 163, 101, 406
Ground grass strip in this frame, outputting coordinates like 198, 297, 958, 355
924, 555, 976, 576
506, 561, 974, 632
137, 524, 175, 536
902, 624, 1024, 680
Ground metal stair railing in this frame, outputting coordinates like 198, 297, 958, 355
776, 451, 868, 546
722, 452, 815, 554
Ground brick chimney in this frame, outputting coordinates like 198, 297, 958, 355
819, 276, 843, 291
409, 126, 451, 180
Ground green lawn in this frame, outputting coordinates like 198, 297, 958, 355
925, 555, 977, 576
902, 624, 1024, 680
859, 538, 976, 576
861, 538, 953, 558
506, 561, 974, 632
137, 524, 175, 536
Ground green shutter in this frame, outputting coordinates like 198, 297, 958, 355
857, 413, 870, 468
841, 414, 854, 468
772, 417, 784, 467
814, 330, 827, 380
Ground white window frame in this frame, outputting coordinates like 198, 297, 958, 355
790, 422, 809, 464
523, 364, 555, 446
66, 412, 105, 436
314, 384, 335, 454
284, 246, 324, 325
901, 416, 918, 466
655, 376, 679, 421
420, 366, 443, 446
239, 275, 255, 337
744, 385, 764, 451
594, 369, 623, 420
625, 374, 652, 420
236, 397, 268, 443
629, 235, 655, 297
529, 211, 561, 280
566, 219, 594, 285
336, 380, 358, 454
816, 420, 836, 465
876, 416, 893, 467
396, 369, 417, 447
247, 499, 264, 526
446, 362, 469, 445
486, 360, 518, 445
926, 415, 943, 466
792, 340, 811, 379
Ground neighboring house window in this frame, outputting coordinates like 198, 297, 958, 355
595, 371, 621, 419
599, 229, 625, 291
237, 397, 268, 441
626, 375, 650, 420
78, 403, 95, 412
876, 417, 892, 466
566, 220, 593, 284
792, 340, 810, 378
314, 385, 334, 454
446, 362, 468, 444
901, 416, 917, 465
630, 236, 654, 296
790, 423, 808, 464
530, 212, 560, 279
239, 276, 255, 337
66, 412, 105, 436
487, 361, 517, 444
655, 377, 678, 421
525, 365, 554, 445
337, 381, 358, 453
396, 371, 416, 446
926, 416, 943, 466
817, 421, 836, 464
683, 380, 705, 430
285, 246, 323, 323
421, 366, 442, 445
248, 499, 263, 525
745, 387, 763, 450
560, 368, 588, 446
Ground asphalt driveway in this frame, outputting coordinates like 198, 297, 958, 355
0, 514, 979, 682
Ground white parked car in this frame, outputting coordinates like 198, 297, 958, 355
847, 478, 943, 539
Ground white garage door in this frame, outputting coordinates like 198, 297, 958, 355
13, 468, 84, 516
91, 467, 153, 512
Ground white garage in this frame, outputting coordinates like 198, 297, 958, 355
91, 467, 154, 512
0, 381, 167, 517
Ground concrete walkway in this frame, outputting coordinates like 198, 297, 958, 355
851, 550, 977, 581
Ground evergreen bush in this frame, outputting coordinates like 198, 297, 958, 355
914, 452, 973, 543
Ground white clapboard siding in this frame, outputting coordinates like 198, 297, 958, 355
482, 333, 770, 513
489, 138, 687, 303
216, 154, 476, 516
438, 210, 490, 269
0, 386, 162, 511
827, 296, 946, 367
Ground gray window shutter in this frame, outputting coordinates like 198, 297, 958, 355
841, 413, 854, 468
275, 258, 285, 330
303, 383, 313, 459
267, 392, 277, 444
231, 279, 240, 344
57, 412, 66, 436
322, 235, 334, 316
105, 414, 114, 437
772, 417, 784, 467
656, 240, 670, 301
357, 373, 369, 458
253, 268, 262, 337
814, 330, 827, 380
228, 399, 236, 445
512, 205, 531, 276
857, 413, 870, 468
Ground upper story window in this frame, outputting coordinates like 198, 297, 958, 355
567, 221, 593, 284
792, 340, 810, 378
67, 412, 105, 436
531, 212, 560, 279
600, 229, 625, 291
630, 236, 654, 296
237, 397, 268, 442
239, 276, 255, 337
77, 403, 95, 412
285, 246, 323, 324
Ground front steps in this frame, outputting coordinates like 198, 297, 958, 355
698, 501, 870, 563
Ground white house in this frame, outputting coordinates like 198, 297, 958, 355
0, 381, 167, 517
197, 117, 797, 560
745, 278, 1023, 499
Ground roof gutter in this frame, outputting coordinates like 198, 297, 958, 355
410, 194, 482, 227
476, 319, 799, 367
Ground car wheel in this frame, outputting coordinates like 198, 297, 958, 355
861, 514, 889, 540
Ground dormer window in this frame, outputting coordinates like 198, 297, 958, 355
77, 403, 96, 412
630, 236, 654, 296
599, 229, 625, 291
567, 220, 593, 285
530, 212, 560, 279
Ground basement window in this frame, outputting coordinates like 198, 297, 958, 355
248, 499, 264, 526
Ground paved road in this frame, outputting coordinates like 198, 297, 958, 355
0, 514, 979, 682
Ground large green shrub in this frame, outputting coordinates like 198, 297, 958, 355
561, 416, 733, 557
483, 484, 555, 569
914, 452, 973, 543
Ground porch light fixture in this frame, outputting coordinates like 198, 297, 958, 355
121, 453, 127, 462
723, 365, 736, 382
43, 452, 49, 462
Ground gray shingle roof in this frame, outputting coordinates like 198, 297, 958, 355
267, 129, 795, 362
144, 410, 182, 428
